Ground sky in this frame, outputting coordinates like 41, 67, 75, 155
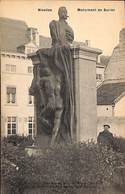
0, 0, 125, 55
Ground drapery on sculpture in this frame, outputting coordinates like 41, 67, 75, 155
29, 7, 75, 146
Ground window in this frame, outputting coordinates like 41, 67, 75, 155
6, 64, 16, 72
7, 117, 17, 135
28, 117, 35, 136
28, 89, 34, 104
28, 94, 34, 104
27, 48, 33, 54
28, 66, 33, 73
7, 87, 16, 104
96, 74, 102, 81
32, 49, 35, 52
11, 65, 16, 72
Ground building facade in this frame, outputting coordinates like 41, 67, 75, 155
0, 18, 40, 137
97, 28, 125, 138
96, 63, 105, 86
1, 51, 35, 137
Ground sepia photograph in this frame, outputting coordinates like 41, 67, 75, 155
0, 0, 125, 194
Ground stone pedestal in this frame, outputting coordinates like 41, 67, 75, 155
29, 45, 102, 144
72, 46, 102, 142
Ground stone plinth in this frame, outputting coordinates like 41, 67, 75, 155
29, 45, 102, 144
72, 46, 102, 142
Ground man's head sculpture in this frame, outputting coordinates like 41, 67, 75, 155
58, 7, 69, 20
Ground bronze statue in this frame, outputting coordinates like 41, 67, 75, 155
30, 7, 75, 146
49, 6, 74, 46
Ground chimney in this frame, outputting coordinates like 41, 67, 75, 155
27, 27, 39, 47
85, 40, 91, 47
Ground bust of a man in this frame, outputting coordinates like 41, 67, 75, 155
49, 7, 74, 46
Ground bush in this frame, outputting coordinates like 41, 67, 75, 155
3, 135, 34, 147
2, 140, 122, 194
111, 136, 125, 193
1, 136, 29, 194
114, 136, 125, 153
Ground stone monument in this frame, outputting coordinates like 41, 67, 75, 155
29, 7, 102, 148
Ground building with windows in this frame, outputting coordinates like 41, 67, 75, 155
1, 51, 35, 137
96, 63, 105, 86
0, 18, 42, 137
97, 28, 125, 138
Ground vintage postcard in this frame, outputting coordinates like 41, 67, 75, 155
1, 1, 125, 194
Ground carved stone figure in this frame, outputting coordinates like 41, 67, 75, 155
30, 7, 75, 146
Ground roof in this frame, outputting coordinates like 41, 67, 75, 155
0, 17, 28, 52
104, 29, 125, 81
39, 35, 51, 48
0, 17, 51, 52
97, 82, 125, 105
17, 41, 38, 48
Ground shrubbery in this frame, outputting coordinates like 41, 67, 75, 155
3, 135, 34, 147
1, 136, 125, 194
114, 136, 125, 153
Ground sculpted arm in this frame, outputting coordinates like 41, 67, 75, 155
49, 20, 61, 46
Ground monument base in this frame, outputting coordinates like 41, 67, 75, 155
29, 45, 102, 145
72, 45, 102, 142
